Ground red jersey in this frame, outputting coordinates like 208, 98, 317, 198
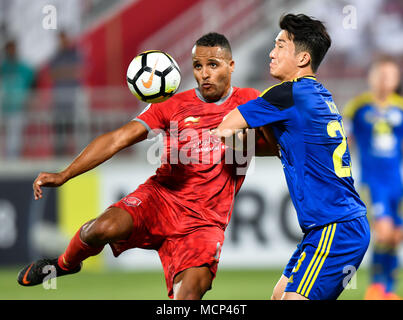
135, 87, 259, 229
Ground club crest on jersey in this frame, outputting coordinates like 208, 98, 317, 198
122, 196, 142, 207
184, 116, 200, 126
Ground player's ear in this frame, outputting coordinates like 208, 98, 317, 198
296, 51, 311, 68
229, 59, 235, 73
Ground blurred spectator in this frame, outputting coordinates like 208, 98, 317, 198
49, 31, 82, 157
0, 39, 35, 159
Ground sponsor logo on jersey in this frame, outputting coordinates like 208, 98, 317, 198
122, 196, 142, 207
184, 116, 200, 126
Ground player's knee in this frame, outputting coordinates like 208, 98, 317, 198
374, 219, 395, 246
80, 220, 96, 244
81, 208, 133, 246
375, 228, 394, 245
82, 217, 126, 246
92, 220, 116, 242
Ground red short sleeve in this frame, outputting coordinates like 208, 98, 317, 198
245, 88, 261, 99
135, 100, 173, 133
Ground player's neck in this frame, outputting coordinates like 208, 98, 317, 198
372, 91, 393, 108
195, 86, 233, 105
280, 69, 315, 82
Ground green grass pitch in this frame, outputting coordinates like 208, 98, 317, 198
1, 267, 402, 300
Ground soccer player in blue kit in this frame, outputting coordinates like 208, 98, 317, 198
344, 57, 403, 300
212, 14, 370, 300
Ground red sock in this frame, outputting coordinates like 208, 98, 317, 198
58, 227, 103, 271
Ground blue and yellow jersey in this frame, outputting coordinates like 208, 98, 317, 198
238, 76, 366, 232
343, 92, 403, 188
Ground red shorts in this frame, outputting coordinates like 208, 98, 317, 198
109, 182, 224, 298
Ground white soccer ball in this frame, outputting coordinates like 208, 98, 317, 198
127, 50, 181, 103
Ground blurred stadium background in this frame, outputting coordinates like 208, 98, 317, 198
0, 0, 403, 300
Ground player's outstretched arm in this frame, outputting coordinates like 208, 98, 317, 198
212, 108, 279, 157
213, 108, 248, 138
33, 120, 148, 200
211, 108, 248, 149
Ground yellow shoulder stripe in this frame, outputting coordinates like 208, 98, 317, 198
343, 92, 373, 119
259, 81, 286, 97
259, 76, 317, 98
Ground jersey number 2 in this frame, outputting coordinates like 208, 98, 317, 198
327, 120, 352, 178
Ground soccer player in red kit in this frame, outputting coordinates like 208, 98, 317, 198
17, 32, 277, 299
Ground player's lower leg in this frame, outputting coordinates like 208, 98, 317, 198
17, 225, 103, 286
365, 219, 396, 300
384, 246, 400, 299
58, 224, 104, 271
59, 207, 133, 270
364, 242, 387, 299
18, 207, 133, 287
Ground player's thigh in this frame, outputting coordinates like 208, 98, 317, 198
273, 246, 302, 300
173, 265, 213, 300
272, 274, 289, 300
112, 185, 178, 237
81, 206, 133, 245
107, 187, 177, 257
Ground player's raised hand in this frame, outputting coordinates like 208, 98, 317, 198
33, 172, 67, 200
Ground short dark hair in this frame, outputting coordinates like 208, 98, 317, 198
279, 14, 331, 72
195, 32, 232, 55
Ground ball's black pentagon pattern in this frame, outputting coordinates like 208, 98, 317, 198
127, 50, 181, 103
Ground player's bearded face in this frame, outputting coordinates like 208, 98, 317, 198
192, 45, 234, 102
269, 30, 303, 81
